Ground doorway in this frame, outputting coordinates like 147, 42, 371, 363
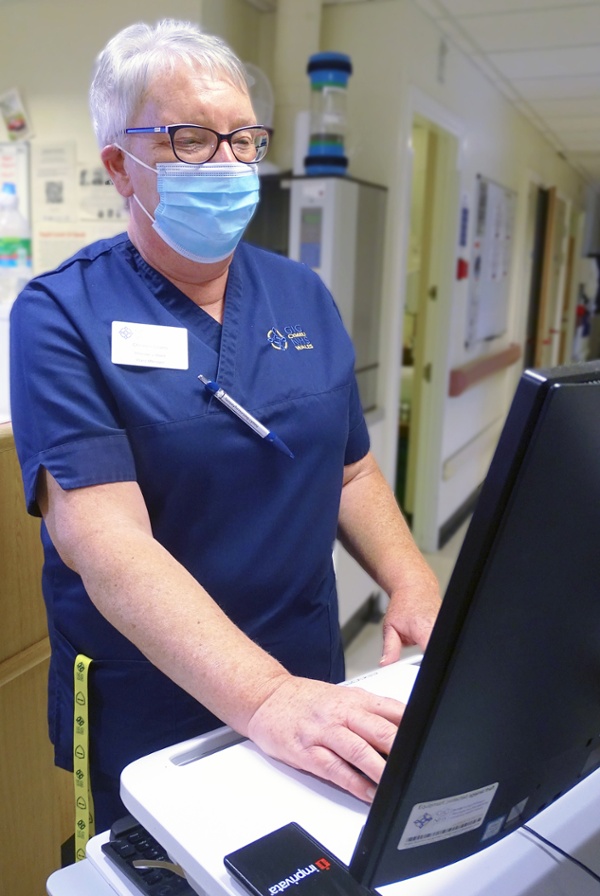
395, 111, 460, 550
523, 184, 549, 370
521, 182, 574, 371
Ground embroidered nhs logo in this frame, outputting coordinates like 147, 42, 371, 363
267, 325, 314, 351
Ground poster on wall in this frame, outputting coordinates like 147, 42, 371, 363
466, 175, 517, 348
77, 161, 128, 222
31, 141, 78, 222
30, 141, 127, 276
32, 220, 127, 276
32, 142, 128, 225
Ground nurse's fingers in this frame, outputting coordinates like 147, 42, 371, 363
246, 676, 404, 801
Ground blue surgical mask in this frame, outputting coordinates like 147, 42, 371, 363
118, 147, 260, 263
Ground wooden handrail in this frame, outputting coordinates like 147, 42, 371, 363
448, 343, 522, 397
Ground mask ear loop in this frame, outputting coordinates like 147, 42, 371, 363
113, 143, 157, 173
112, 143, 157, 222
131, 193, 155, 224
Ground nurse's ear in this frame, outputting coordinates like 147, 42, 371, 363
101, 144, 134, 199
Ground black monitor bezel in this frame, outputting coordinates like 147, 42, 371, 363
350, 361, 600, 887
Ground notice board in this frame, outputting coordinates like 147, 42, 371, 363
466, 175, 516, 348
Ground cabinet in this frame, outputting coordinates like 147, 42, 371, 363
0, 423, 73, 894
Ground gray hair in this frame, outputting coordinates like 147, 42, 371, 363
90, 19, 251, 147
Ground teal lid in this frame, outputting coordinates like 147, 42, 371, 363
307, 52, 352, 85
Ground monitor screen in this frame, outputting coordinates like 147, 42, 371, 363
350, 360, 600, 888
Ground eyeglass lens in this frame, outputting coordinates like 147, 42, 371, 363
171, 126, 269, 164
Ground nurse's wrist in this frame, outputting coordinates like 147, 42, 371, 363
236, 666, 294, 740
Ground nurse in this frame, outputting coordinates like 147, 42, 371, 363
9, 19, 441, 831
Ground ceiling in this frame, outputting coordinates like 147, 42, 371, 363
247, 0, 600, 186
414, 0, 600, 186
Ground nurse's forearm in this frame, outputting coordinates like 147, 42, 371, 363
337, 452, 440, 655
337, 452, 437, 594
39, 475, 290, 734
84, 528, 292, 732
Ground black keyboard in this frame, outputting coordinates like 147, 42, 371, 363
101, 814, 198, 895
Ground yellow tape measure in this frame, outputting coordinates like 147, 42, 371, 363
73, 654, 95, 860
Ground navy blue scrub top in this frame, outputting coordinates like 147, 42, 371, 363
9, 235, 370, 780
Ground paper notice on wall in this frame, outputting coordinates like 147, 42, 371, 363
78, 162, 128, 222
31, 141, 77, 221
466, 176, 516, 348
30, 146, 128, 274
31, 144, 128, 224
32, 219, 127, 277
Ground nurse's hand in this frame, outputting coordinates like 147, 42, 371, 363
246, 676, 404, 802
380, 575, 441, 666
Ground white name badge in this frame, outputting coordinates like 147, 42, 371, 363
111, 321, 189, 370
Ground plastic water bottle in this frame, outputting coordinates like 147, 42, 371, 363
304, 52, 352, 177
0, 181, 31, 420
0, 181, 31, 302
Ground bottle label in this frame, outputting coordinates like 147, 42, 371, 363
0, 236, 32, 268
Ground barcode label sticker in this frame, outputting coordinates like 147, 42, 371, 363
398, 783, 498, 850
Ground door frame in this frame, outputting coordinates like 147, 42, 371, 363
380, 87, 464, 551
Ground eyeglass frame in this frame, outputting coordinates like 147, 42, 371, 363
123, 123, 271, 165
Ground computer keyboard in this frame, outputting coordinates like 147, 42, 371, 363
101, 814, 198, 895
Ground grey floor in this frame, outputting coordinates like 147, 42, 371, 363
344, 518, 470, 680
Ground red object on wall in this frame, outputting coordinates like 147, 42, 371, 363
456, 258, 469, 280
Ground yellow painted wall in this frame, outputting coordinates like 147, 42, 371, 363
320, 0, 586, 536
0, 0, 264, 159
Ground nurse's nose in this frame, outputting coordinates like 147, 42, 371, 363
211, 136, 238, 163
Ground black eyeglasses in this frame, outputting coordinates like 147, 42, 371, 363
124, 124, 271, 165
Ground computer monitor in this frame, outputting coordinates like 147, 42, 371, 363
350, 360, 600, 888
